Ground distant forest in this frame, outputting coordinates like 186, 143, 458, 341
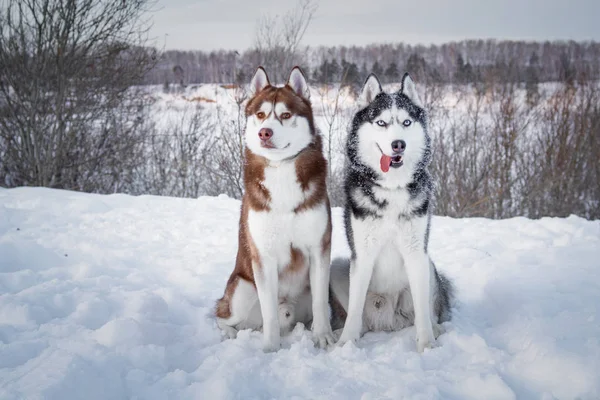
144, 39, 600, 87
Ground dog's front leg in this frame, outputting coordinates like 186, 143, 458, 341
337, 250, 377, 345
402, 248, 436, 352
309, 247, 334, 348
253, 257, 280, 352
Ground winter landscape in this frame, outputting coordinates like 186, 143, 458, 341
1, 0, 600, 399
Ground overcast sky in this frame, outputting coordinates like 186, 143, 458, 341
148, 0, 600, 51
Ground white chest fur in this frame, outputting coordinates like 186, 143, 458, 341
351, 186, 428, 294
247, 160, 328, 299
248, 204, 327, 263
351, 185, 414, 220
261, 160, 315, 211
373, 185, 414, 217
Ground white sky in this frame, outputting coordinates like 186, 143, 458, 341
148, 0, 600, 51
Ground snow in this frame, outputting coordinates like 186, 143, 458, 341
1, 187, 599, 399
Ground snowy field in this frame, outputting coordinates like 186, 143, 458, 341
1, 187, 599, 399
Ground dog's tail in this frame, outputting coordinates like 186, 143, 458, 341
433, 264, 454, 323
329, 257, 350, 331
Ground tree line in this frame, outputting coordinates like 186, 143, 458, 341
147, 39, 600, 90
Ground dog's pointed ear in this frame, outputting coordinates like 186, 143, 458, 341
400, 73, 422, 108
358, 73, 382, 109
287, 66, 310, 99
249, 66, 270, 95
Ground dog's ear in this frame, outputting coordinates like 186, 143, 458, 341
249, 66, 270, 96
358, 73, 382, 109
400, 73, 423, 108
287, 66, 310, 99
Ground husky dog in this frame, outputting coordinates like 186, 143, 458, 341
331, 73, 453, 351
215, 66, 334, 352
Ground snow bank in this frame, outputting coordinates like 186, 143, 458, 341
0, 187, 599, 399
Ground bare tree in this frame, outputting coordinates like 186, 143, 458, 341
173, 65, 185, 88
134, 104, 216, 198
429, 75, 599, 220
315, 75, 353, 206
519, 80, 600, 219
202, 86, 247, 198
0, 0, 157, 190
253, 0, 317, 81
431, 84, 494, 217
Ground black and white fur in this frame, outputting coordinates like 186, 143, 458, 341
332, 73, 453, 351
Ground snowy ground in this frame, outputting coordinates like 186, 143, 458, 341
1, 187, 599, 400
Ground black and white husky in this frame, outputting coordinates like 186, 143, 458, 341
331, 73, 453, 351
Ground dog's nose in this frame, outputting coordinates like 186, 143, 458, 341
391, 140, 406, 153
258, 128, 273, 141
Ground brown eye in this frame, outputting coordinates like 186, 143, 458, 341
280, 112, 292, 120
256, 111, 266, 119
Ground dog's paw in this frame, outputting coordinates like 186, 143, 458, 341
336, 332, 359, 347
336, 337, 357, 347
416, 336, 437, 353
262, 338, 281, 353
312, 330, 335, 349
216, 320, 238, 339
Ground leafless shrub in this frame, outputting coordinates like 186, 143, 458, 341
201, 86, 247, 199
131, 86, 246, 199
315, 82, 353, 206
432, 84, 491, 217
430, 78, 599, 219
132, 105, 215, 198
0, 0, 157, 190
518, 81, 600, 219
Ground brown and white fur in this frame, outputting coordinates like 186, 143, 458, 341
214, 66, 334, 352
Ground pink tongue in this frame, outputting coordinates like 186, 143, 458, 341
380, 155, 391, 173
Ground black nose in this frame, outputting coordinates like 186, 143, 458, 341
391, 140, 406, 153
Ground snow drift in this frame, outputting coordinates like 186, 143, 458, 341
0, 187, 599, 399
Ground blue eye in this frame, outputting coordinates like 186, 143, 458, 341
376, 120, 387, 127
403, 119, 412, 127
